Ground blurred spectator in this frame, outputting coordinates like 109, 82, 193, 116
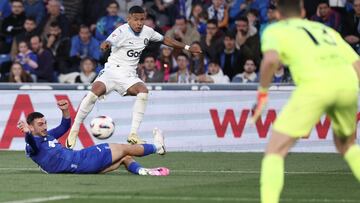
0, 0, 26, 54
70, 25, 100, 69
24, 0, 46, 24
189, 41, 207, 75
329, 0, 349, 17
0, 0, 11, 21
62, 0, 82, 25
82, 0, 113, 32
139, 55, 164, 83
150, 0, 177, 28
165, 16, 200, 54
235, 16, 261, 65
217, 31, 243, 80
10, 16, 40, 58
169, 53, 196, 83
0, 62, 33, 83
207, 0, 229, 29
116, 0, 143, 19
159, 44, 177, 82
74, 57, 97, 84
30, 35, 55, 82
342, 0, 360, 53
311, 1, 341, 31
141, 14, 163, 61
232, 59, 258, 83
200, 19, 224, 61
95, 1, 125, 42
39, 0, 70, 38
189, 4, 207, 35
247, 9, 260, 32
273, 65, 292, 83
16, 41, 38, 75
260, 4, 277, 37
230, 0, 267, 24
196, 61, 229, 83
45, 21, 71, 74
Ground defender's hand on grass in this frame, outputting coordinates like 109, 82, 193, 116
251, 88, 269, 123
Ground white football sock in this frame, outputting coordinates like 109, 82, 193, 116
71, 91, 98, 131
130, 93, 148, 134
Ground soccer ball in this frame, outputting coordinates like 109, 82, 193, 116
90, 116, 115, 139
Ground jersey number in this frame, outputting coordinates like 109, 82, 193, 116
299, 27, 337, 46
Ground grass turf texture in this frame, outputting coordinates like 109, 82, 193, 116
0, 151, 359, 203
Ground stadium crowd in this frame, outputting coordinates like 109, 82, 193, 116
0, 0, 358, 84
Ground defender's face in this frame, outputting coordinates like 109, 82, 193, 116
128, 13, 145, 33
29, 118, 48, 136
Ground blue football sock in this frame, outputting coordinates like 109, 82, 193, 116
128, 161, 143, 175
141, 144, 157, 156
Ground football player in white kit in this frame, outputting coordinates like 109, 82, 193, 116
66, 6, 201, 148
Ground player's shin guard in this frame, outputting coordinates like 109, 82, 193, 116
130, 93, 148, 134
72, 91, 98, 131
344, 144, 360, 181
260, 154, 284, 203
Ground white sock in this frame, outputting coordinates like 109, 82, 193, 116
138, 168, 148, 175
71, 91, 98, 131
130, 93, 148, 134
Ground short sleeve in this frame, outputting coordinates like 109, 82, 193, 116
261, 25, 281, 54
149, 29, 164, 42
106, 27, 125, 47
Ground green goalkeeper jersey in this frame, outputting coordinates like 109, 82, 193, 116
261, 18, 359, 87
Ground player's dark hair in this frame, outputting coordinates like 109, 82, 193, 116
27, 112, 44, 124
278, 0, 302, 16
129, 6, 145, 14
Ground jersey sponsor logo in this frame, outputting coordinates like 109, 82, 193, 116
127, 49, 142, 57
144, 38, 149, 45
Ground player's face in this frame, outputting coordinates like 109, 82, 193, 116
128, 13, 145, 33
30, 118, 48, 136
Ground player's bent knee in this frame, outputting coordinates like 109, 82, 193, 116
91, 81, 107, 96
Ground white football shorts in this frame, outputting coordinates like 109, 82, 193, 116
94, 64, 144, 96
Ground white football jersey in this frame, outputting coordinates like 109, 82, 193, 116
105, 24, 164, 72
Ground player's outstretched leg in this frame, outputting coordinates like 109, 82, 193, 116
109, 128, 166, 162
66, 81, 106, 149
101, 156, 169, 176
126, 82, 149, 144
334, 133, 360, 181
260, 130, 297, 203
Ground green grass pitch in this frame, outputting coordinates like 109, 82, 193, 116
0, 151, 359, 203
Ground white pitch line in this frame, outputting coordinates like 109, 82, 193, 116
1, 195, 71, 203
72, 195, 360, 203
0, 168, 352, 175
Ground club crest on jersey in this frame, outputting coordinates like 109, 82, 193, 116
144, 38, 149, 45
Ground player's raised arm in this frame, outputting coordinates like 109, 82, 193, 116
162, 36, 202, 54
48, 100, 71, 139
251, 50, 280, 123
